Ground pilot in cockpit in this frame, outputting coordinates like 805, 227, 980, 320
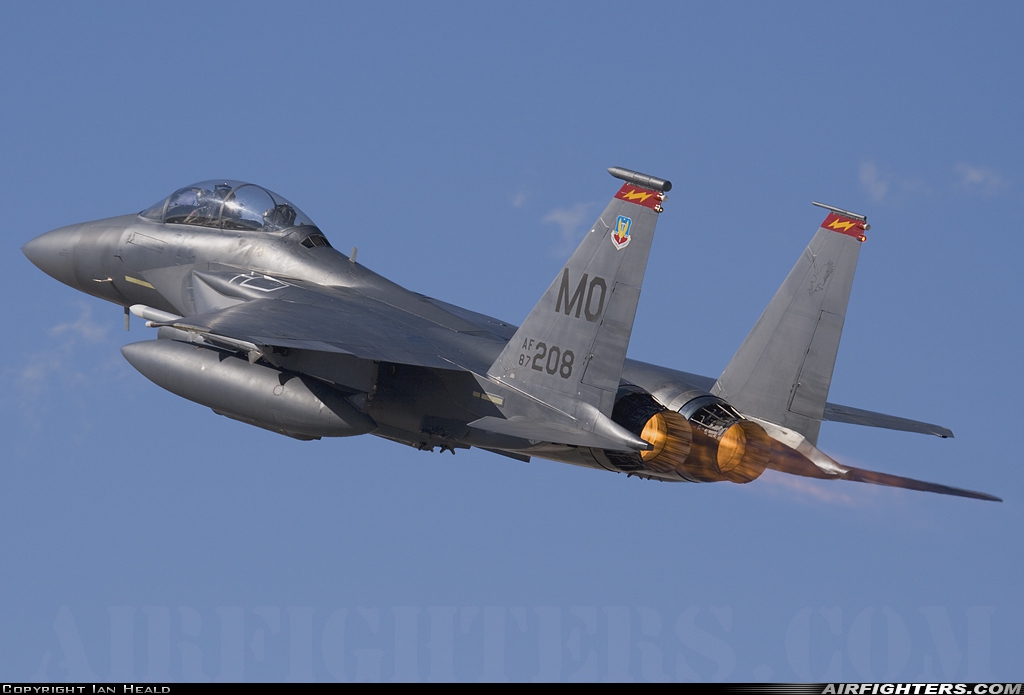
264, 203, 297, 230
147, 180, 320, 233
184, 184, 231, 226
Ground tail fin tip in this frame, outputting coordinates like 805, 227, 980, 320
608, 167, 672, 192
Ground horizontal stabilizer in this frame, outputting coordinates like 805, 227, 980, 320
822, 403, 954, 438
840, 465, 1001, 502
764, 438, 999, 501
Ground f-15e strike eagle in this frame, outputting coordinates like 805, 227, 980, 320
22, 167, 1000, 501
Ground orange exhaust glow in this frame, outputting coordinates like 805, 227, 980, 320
638, 410, 692, 475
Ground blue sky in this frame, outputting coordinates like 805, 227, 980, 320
1, 1, 1022, 682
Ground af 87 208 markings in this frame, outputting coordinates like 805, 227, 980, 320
517, 338, 575, 379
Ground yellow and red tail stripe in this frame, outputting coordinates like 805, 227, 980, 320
615, 184, 663, 210
821, 212, 868, 241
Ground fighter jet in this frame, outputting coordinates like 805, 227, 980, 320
21, 167, 1000, 501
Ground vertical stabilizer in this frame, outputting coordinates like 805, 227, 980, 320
712, 205, 868, 444
488, 168, 669, 421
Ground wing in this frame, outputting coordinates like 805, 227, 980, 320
145, 268, 507, 374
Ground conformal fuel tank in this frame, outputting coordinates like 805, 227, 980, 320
121, 339, 377, 439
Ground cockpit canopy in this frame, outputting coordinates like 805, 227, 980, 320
141, 180, 320, 234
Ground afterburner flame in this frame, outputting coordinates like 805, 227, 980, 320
717, 424, 745, 470
673, 416, 771, 483
623, 405, 769, 483
640, 412, 668, 460
716, 421, 770, 483
638, 410, 692, 475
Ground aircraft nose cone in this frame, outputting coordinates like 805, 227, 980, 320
22, 224, 83, 290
